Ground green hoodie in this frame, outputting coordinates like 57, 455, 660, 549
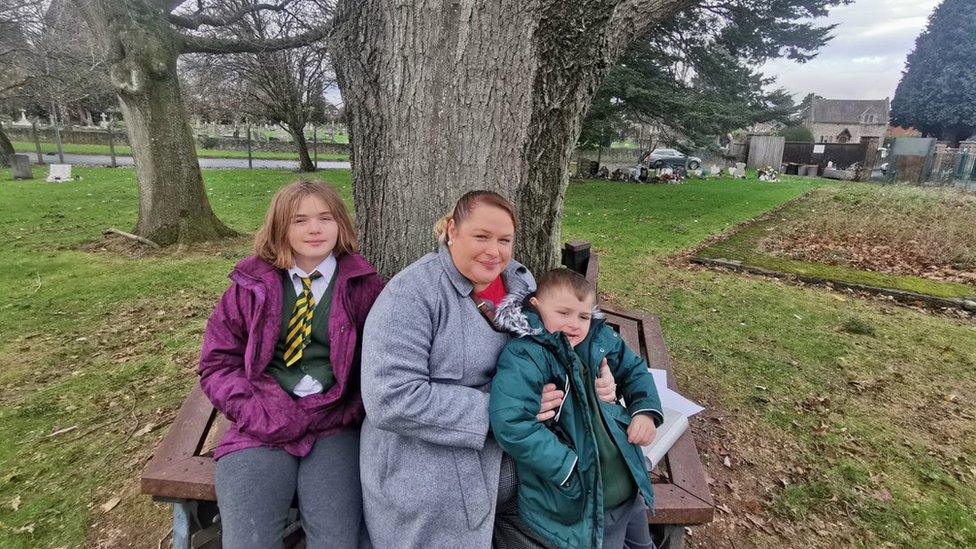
490, 301, 663, 549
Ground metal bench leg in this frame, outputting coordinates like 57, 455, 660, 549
657, 525, 685, 549
172, 501, 198, 549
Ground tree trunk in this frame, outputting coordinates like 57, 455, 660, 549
287, 125, 317, 172
332, 0, 686, 278
0, 122, 14, 167
71, 0, 236, 246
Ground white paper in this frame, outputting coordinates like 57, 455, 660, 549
641, 407, 689, 470
660, 388, 705, 417
649, 368, 704, 418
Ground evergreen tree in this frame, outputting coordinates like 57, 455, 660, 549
891, 0, 976, 145
581, 0, 848, 152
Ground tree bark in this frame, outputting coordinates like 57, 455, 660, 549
72, 0, 237, 245
0, 122, 14, 168
332, 0, 690, 278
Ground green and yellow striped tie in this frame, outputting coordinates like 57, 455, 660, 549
283, 271, 322, 367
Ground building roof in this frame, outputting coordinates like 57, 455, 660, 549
806, 97, 890, 124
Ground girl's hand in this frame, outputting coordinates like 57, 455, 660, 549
537, 383, 564, 422
595, 358, 617, 404
627, 414, 657, 446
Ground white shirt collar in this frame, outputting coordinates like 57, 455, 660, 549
288, 254, 337, 281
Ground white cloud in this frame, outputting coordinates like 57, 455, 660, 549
761, 0, 940, 101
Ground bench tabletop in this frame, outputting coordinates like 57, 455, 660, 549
142, 312, 713, 525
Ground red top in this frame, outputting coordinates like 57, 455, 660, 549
474, 276, 507, 308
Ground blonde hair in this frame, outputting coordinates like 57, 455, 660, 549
433, 190, 518, 244
254, 179, 358, 268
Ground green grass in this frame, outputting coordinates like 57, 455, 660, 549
0, 169, 973, 548
11, 140, 349, 162
697, 187, 976, 300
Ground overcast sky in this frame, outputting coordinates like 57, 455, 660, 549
761, 0, 940, 101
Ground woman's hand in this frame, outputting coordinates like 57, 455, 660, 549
537, 383, 564, 421
595, 358, 617, 404
627, 414, 657, 446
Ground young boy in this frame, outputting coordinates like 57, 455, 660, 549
490, 268, 663, 549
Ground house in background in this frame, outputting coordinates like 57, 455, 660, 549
801, 96, 890, 143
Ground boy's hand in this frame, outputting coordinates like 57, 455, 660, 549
627, 414, 657, 446
537, 383, 564, 422
595, 358, 617, 404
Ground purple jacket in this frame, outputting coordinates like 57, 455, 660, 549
199, 253, 384, 459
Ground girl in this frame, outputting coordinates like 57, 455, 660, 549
199, 179, 383, 549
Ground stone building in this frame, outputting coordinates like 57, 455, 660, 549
801, 97, 890, 144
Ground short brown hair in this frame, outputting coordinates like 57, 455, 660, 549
254, 179, 358, 268
536, 268, 596, 302
433, 190, 518, 244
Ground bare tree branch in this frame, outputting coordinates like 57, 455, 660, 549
168, 1, 295, 29
178, 20, 332, 53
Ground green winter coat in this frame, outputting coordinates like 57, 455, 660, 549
489, 297, 663, 548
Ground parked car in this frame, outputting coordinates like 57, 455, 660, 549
647, 148, 701, 170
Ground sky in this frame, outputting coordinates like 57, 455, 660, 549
761, 0, 940, 101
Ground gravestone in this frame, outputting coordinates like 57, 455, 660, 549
46, 164, 72, 183
99, 112, 109, 129
14, 109, 31, 127
12, 155, 33, 180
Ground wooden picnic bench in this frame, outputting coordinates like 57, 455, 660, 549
142, 242, 713, 548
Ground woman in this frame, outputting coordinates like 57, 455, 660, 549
360, 191, 616, 547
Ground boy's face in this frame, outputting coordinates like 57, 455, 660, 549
530, 287, 596, 347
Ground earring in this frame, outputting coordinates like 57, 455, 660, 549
447, 239, 452, 246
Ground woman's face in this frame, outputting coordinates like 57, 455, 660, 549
447, 205, 515, 292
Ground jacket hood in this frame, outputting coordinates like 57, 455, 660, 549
493, 288, 605, 338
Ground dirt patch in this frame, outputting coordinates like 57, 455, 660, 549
79, 232, 251, 261
760, 186, 976, 287
763, 233, 976, 286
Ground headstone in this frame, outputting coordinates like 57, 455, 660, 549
46, 164, 72, 183
12, 155, 33, 179
14, 109, 31, 126
99, 112, 109, 129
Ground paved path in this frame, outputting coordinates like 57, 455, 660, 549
26, 153, 351, 170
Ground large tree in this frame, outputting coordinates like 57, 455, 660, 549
579, 0, 839, 154
1, 0, 111, 163
182, 2, 335, 173
68, 0, 334, 245
333, 0, 848, 277
891, 0, 976, 146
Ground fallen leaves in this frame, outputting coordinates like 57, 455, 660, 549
100, 496, 121, 513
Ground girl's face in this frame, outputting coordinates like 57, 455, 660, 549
447, 205, 515, 292
288, 195, 339, 270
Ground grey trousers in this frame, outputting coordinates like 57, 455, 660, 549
214, 428, 368, 549
603, 495, 656, 549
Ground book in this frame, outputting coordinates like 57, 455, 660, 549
641, 407, 689, 471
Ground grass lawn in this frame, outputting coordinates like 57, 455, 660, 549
0, 169, 973, 548
697, 185, 976, 300
11, 140, 349, 162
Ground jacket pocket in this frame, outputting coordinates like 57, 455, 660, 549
535, 466, 585, 526
454, 448, 492, 529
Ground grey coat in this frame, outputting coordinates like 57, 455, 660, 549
360, 246, 536, 548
